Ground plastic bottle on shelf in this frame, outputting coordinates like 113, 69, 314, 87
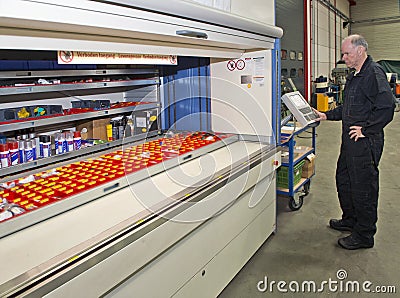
0, 137, 5, 169
73, 131, 81, 150
29, 133, 37, 160
56, 133, 64, 155
18, 140, 25, 163
54, 134, 58, 155
112, 120, 119, 141
24, 140, 34, 162
118, 119, 125, 140
126, 116, 134, 137
8, 141, 19, 166
106, 124, 113, 142
65, 132, 74, 152
31, 138, 37, 160
62, 132, 68, 153
39, 135, 52, 158
0, 143, 10, 168
29, 132, 40, 159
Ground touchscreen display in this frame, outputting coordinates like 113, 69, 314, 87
290, 94, 306, 108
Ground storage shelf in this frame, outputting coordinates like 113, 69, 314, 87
0, 69, 158, 79
281, 147, 315, 167
0, 133, 239, 238
0, 102, 159, 132
0, 131, 160, 180
0, 78, 159, 96
277, 177, 308, 194
277, 122, 318, 207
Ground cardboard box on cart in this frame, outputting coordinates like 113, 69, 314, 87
302, 153, 316, 178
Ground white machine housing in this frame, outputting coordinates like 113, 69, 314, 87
0, 0, 282, 296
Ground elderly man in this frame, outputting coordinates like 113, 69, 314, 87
314, 34, 395, 250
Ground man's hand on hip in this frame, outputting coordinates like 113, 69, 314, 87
349, 126, 365, 141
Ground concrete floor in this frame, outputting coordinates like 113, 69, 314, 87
219, 112, 400, 297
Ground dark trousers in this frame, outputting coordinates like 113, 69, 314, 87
335, 135, 383, 242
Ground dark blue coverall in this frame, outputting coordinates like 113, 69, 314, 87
325, 55, 395, 243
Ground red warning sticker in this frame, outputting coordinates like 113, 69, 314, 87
227, 59, 246, 71
236, 59, 245, 70
227, 60, 236, 71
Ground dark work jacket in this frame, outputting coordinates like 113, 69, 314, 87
325, 55, 395, 138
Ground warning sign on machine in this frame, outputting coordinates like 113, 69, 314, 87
58, 51, 177, 65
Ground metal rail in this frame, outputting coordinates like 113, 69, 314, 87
0, 142, 277, 297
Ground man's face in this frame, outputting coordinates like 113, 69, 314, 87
341, 40, 360, 69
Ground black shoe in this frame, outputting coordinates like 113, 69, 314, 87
329, 219, 353, 232
338, 234, 374, 250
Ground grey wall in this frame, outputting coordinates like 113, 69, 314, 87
276, 0, 350, 94
312, 0, 349, 80
350, 0, 400, 61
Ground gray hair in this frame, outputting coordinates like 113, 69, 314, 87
344, 34, 368, 51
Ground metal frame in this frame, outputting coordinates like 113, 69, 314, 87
0, 134, 239, 239
0, 69, 158, 79
0, 1, 283, 296
272, 38, 281, 145
0, 130, 161, 179
0, 0, 280, 57
277, 124, 316, 198
0, 79, 159, 96
0, 141, 278, 297
0, 102, 159, 133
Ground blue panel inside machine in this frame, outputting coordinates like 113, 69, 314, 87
0, 60, 29, 70
161, 57, 211, 132
273, 38, 281, 145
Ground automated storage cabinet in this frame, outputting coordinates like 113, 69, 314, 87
0, 1, 283, 297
